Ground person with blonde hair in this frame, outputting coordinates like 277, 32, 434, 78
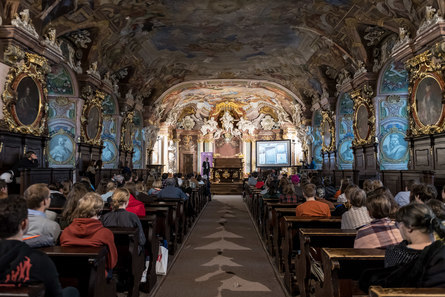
100, 188, 146, 250
60, 192, 117, 272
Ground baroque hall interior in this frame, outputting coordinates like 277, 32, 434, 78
0, 0, 443, 195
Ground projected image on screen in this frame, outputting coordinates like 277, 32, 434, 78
256, 140, 291, 167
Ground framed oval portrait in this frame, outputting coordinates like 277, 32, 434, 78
15, 76, 41, 126
102, 139, 117, 164
87, 106, 100, 140
381, 132, 408, 162
356, 104, 369, 140
48, 133, 74, 164
413, 75, 444, 127
338, 138, 354, 163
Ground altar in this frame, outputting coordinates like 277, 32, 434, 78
212, 158, 243, 183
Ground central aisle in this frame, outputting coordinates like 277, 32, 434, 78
152, 195, 287, 297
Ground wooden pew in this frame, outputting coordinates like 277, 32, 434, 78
0, 284, 45, 297
296, 228, 357, 297
264, 203, 298, 256
369, 286, 445, 297
40, 246, 116, 297
148, 201, 180, 253
139, 214, 158, 293
282, 217, 342, 295
314, 248, 385, 297
273, 208, 301, 271
258, 197, 279, 239
108, 227, 144, 297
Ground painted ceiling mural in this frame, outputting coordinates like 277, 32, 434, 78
25, 0, 436, 124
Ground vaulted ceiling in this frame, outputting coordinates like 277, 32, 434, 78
18, 0, 441, 123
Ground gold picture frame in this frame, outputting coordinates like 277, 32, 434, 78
321, 110, 335, 152
80, 87, 105, 145
405, 42, 445, 136
1, 49, 50, 136
351, 84, 376, 146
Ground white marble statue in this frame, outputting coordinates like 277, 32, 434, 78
237, 117, 256, 135
201, 116, 218, 135
221, 111, 234, 133
11, 9, 39, 39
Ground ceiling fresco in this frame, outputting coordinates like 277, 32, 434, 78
16, 0, 441, 123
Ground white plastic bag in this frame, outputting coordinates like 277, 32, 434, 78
155, 246, 168, 275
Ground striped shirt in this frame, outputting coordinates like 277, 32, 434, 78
384, 240, 422, 268
354, 218, 403, 249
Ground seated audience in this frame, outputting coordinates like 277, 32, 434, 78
331, 184, 359, 217
157, 178, 189, 200
177, 172, 183, 187
101, 188, 146, 251
23, 184, 61, 247
280, 183, 297, 203
334, 178, 350, 200
122, 182, 145, 217
410, 183, 434, 204
442, 185, 445, 202
0, 197, 79, 297
354, 191, 402, 248
248, 172, 258, 186
148, 180, 163, 195
315, 187, 335, 210
360, 203, 445, 291
255, 177, 265, 189
101, 181, 117, 202
394, 180, 415, 207
61, 180, 72, 198
60, 183, 90, 229
197, 175, 205, 185
263, 180, 279, 199
296, 183, 330, 217
362, 179, 374, 195
341, 188, 372, 229
60, 192, 117, 272
135, 181, 154, 204
49, 182, 66, 208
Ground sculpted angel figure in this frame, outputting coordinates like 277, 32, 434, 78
237, 117, 256, 135
221, 111, 234, 133
200, 117, 218, 135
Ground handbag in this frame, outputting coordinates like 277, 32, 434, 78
155, 246, 168, 275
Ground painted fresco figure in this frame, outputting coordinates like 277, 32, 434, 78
384, 133, 407, 160
416, 78, 443, 126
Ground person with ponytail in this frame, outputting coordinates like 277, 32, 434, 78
360, 203, 445, 292
100, 188, 146, 251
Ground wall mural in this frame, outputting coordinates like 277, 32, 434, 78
101, 95, 118, 168
378, 95, 409, 170
47, 64, 74, 95
379, 60, 409, 95
132, 111, 143, 169
336, 93, 354, 169
48, 97, 76, 167
312, 110, 322, 169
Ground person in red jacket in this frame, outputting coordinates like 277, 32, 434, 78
122, 182, 145, 217
60, 192, 117, 273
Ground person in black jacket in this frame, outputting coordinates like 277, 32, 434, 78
0, 197, 78, 297
202, 158, 211, 177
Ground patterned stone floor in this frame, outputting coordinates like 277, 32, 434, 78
151, 195, 287, 297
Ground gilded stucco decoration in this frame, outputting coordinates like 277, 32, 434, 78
405, 42, 445, 136
351, 84, 376, 146
80, 87, 105, 145
1, 46, 50, 136
120, 111, 135, 152
321, 110, 335, 152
